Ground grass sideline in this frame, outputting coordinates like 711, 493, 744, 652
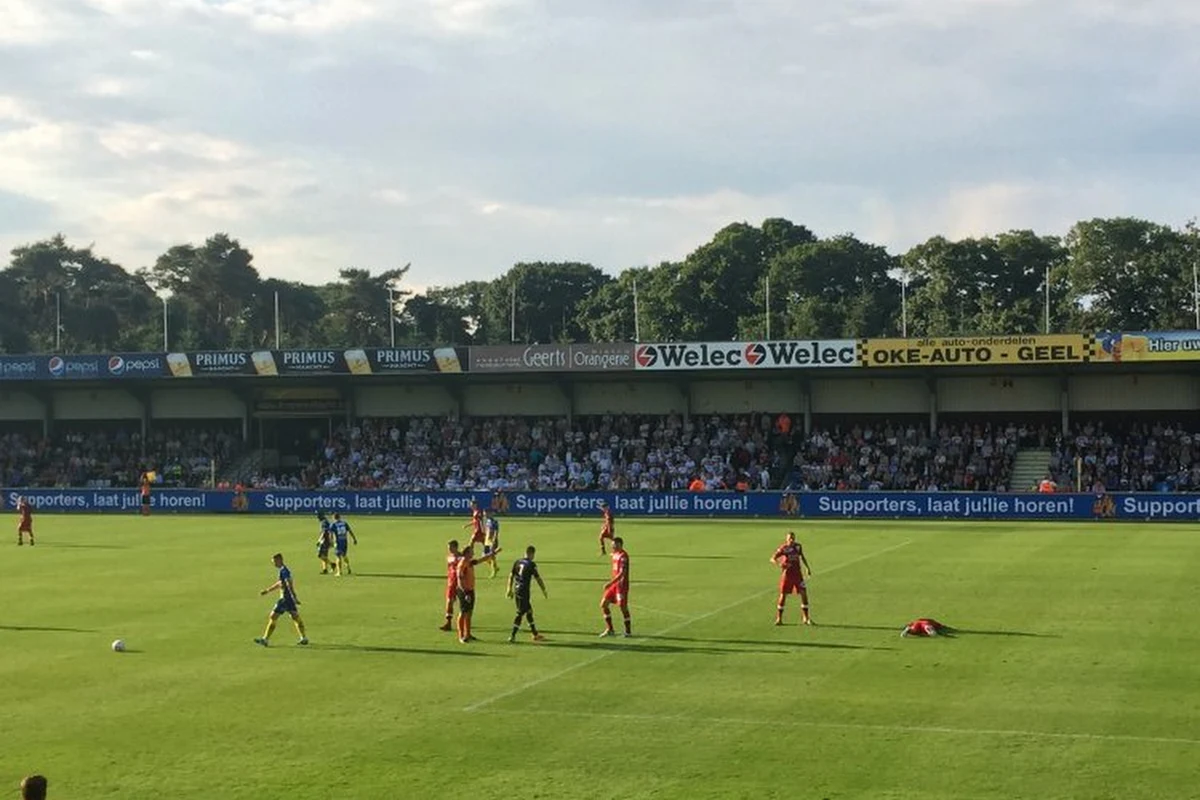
2, 515, 1200, 799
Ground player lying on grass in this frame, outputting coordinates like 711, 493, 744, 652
901, 618, 955, 637
255, 553, 309, 646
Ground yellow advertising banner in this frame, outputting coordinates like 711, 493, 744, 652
858, 335, 1093, 368
1091, 331, 1200, 362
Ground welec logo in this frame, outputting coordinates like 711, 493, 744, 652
743, 342, 766, 366
634, 345, 657, 368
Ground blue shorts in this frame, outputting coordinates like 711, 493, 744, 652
317, 543, 330, 557
273, 597, 298, 616
483, 541, 499, 556
335, 542, 348, 557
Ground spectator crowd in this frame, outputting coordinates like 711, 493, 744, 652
276, 415, 1030, 493
1049, 420, 1200, 493
0, 425, 240, 489
5, 415, 1199, 494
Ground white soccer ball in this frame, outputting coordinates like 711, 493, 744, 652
111, 639, 126, 652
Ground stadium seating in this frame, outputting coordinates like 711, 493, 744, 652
1049, 421, 1200, 493
8, 416, 1195, 493
0, 425, 241, 489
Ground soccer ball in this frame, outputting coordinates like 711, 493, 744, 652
111, 639, 126, 652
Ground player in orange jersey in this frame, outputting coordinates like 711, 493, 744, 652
440, 539, 462, 632
599, 537, 631, 637
16, 496, 34, 546
463, 500, 486, 547
598, 500, 615, 555
139, 473, 152, 516
902, 618, 955, 637
455, 543, 500, 644
771, 531, 812, 625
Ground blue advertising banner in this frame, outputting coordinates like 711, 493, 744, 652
2, 488, 1196, 521
0, 353, 166, 380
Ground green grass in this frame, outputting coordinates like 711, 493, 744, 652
3, 516, 1200, 799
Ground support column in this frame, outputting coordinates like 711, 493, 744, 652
928, 377, 938, 435
1060, 376, 1070, 435
801, 381, 812, 436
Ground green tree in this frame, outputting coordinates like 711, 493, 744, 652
5, 235, 158, 352
1064, 218, 1193, 331
742, 235, 899, 339
318, 267, 410, 348
576, 267, 652, 342
482, 262, 611, 344
146, 234, 262, 350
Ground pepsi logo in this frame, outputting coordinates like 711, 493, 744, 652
744, 343, 766, 366
634, 345, 657, 368
108, 355, 126, 376
47, 356, 65, 378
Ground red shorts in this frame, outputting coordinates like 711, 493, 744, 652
446, 583, 458, 601
18, 521, 32, 534
779, 575, 806, 595
602, 584, 628, 605
471, 529, 485, 545
599, 528, 613, 541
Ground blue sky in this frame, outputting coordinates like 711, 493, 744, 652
0, 0, 1197, 289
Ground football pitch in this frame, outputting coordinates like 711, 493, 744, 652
3, 515, 1200, 799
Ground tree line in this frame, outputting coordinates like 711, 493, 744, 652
1, 217, 1197, 354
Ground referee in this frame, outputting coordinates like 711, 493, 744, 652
506, 545, 548, 643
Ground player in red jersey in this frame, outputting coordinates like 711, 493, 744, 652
440, 539, 462, 631
462, 500, 486, 546
771, 531, 811, 626
902, 618, 955, 637
598, 500, 615, 555
16, 496, 34, 546
600, 537, 632, 637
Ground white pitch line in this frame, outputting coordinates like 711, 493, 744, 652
463, 538, 912, 713
491, 709, 1200, 747
636, 606, 692, 619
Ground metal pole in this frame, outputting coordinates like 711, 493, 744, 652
510, 282, 517, 342
274, 290, 281, 349
1044, 265, 1051, 334
633, 279, 641, 342
388, 287, 395, 348
1193, 259, 1199, 330
765, 276, 771, 339
901, 277, 908, 338
162, 296, 168, 350
55, 292, 62, 350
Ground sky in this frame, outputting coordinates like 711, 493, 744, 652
1, 0, 1198, 290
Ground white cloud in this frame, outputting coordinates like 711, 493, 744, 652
0, 0, 1198, 286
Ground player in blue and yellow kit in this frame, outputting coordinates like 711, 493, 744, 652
483, 511, 501, 578
332, 513, 358, 576
316, 511, 335, 574
255, 553, 308, 646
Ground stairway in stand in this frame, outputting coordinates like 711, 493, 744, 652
1011, 448, 1052, 492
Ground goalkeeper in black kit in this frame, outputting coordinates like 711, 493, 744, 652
506, 545, 548, 643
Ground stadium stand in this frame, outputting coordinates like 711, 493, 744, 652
0, 424, 241, 489
267, 415, 1030, 493
1049, 421, 1200, 493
